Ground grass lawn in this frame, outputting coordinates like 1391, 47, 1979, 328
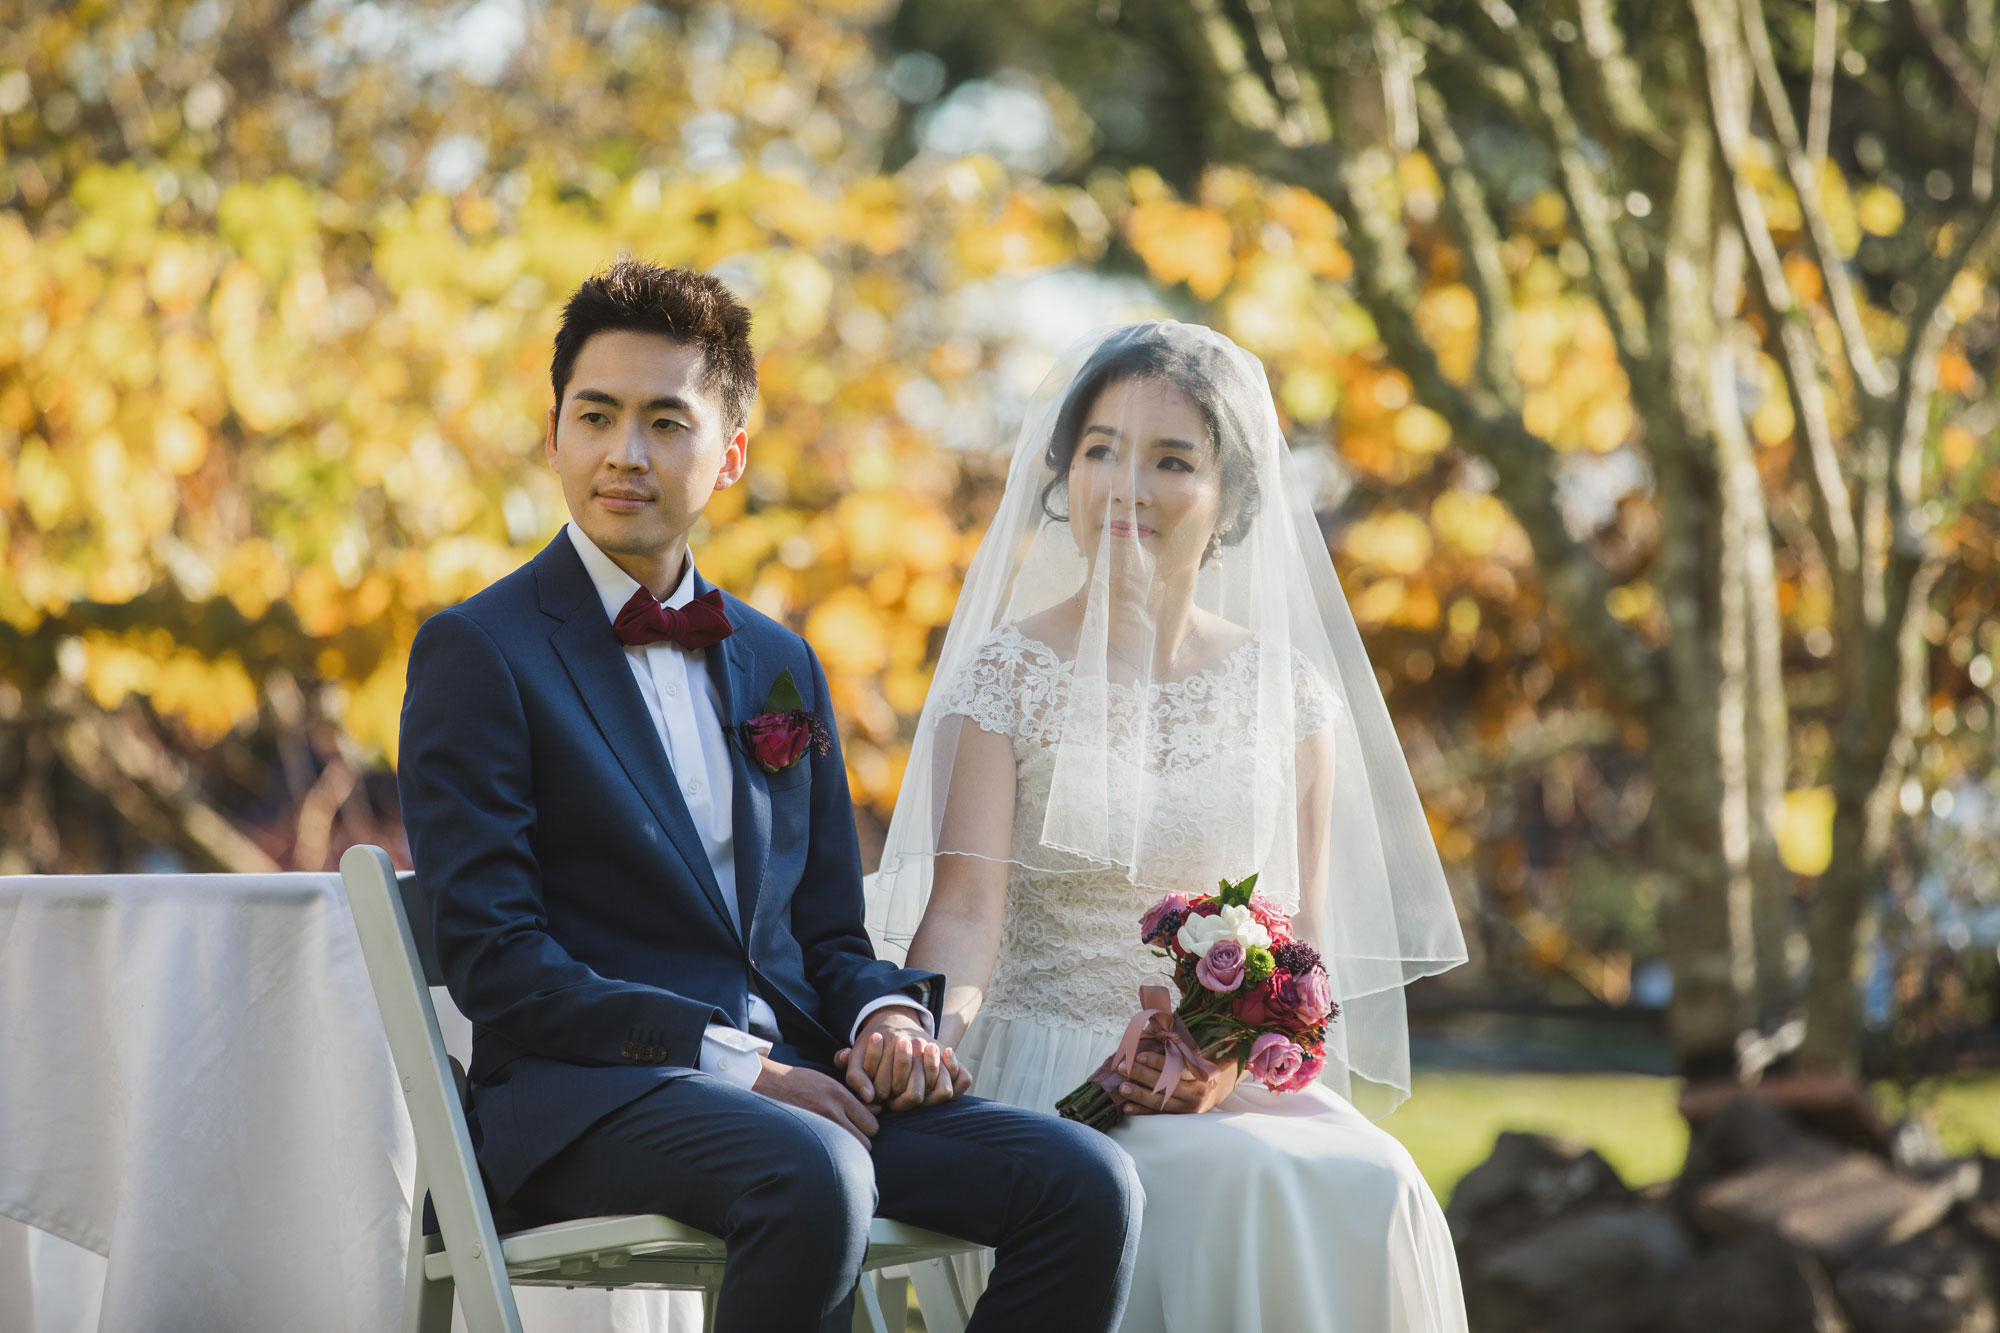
1381, 1069, 2000, 1204
1380, 1072, 1688, 1202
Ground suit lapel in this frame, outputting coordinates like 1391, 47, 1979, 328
698, 577, 771, 938
539, 540, 735, 936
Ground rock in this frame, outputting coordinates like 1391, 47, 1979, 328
1470, 1206, 1692, 1333
1676, 1094, 1814, 1222
1835, 1229, 1998, 1333
1447, 1131, 1633, 1263
1697, 1149, 1981, 1263
1961, 1157, 2000, 1250
1680, 1075, 1892, 1154
1670, 1227, 1849, 1333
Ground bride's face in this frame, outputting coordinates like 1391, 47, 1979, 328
1066, 377, 1223, 587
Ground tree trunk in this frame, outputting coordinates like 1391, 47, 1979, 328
1799, 559, 1936, 1072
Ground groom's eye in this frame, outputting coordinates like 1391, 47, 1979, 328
654, 418, 683, 431
580, 411, 609, 426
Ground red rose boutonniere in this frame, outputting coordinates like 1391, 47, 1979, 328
737, 668, 832, 774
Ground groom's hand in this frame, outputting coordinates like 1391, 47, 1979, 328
838, 1010, 972, 1112
752, 1055, 880, 1149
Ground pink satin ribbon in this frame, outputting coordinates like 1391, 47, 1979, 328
1112, 985, 1217, 1101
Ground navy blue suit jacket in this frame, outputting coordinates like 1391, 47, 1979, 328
397, 533, 941, 1201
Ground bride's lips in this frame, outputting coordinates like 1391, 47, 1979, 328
1108, 520, 1155, 539
596, 490, 654, 513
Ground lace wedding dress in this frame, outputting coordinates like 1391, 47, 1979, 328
942, 626, 1468, 1333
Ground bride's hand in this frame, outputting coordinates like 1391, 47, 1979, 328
1115, 1050, 1240, 1115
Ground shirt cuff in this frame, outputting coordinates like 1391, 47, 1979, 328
850, 992, 936, 1045
699, 1024, 773, 1091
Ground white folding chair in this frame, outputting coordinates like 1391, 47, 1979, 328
341, 844, 980, 1333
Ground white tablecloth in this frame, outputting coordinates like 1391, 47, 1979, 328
0, 873, 696, 1333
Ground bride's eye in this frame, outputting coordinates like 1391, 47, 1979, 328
1158, 455, 1196, 474
1083, 442, 1117, 461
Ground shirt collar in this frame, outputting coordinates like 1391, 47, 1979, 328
564, 522, 697, 627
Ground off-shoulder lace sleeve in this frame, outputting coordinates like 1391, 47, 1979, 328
1293, 651, 1341, 739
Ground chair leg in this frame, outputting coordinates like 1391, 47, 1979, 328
853, 1272, 906, 1333
907, 1258, 969, 1333
403, 1182, 455, 1333
410, 1274, 454, 1333
700, 1282, 721, 1333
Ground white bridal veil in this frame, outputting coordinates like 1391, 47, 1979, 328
867, 321, 1466, 1114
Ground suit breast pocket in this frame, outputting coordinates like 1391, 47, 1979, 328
765, 759, 813, 796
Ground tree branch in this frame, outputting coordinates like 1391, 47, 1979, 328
1408, 15, 1533, 122
1244, 0, 1335, 144
1304, 146, 1663, 709
1415, 78, 1520, 405
54, 708, 282, 874
1975, 35, 2000, 201
1177, 0, 1292, 139
1886, 191, 2000, 566
1904, 0, 1990, 113
1808, 0, 1839, 164
1477, 0, 1653, 366
1571, 0, 1676, 155
1739, 0, 1894, 399
1697, 0, 1862, 591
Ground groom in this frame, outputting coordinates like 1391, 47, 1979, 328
397, 259, 1140, 1333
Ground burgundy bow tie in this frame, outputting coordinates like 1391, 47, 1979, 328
613, 586, 734, 650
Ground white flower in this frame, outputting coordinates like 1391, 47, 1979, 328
1175, 903, 1271, 957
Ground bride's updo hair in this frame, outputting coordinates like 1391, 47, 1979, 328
1040, 325, 1264, 552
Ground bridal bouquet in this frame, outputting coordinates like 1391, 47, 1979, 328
1055, 874, 1337, 1131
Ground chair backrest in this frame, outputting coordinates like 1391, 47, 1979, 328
395, 868, 445, 988
342, 844, 522, 1331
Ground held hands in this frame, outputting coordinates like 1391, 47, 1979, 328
835, 1009, 973, 1113
1114, 1048, 1241, 1116
751, 1055, 880, 1150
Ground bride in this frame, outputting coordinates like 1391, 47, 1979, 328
866, 321, 1471, 1332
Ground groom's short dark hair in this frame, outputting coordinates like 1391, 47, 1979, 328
550, 259, 759, 429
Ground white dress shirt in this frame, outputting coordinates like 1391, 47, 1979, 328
564, 524, 928, 1091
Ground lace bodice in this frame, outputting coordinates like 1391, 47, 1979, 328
939, 624, 1338, 1031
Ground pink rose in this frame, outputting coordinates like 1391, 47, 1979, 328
1246, 892, 1293, 939
1246, 1033, 1305, 1091
1274, 1053, 1325, 1094
1140, 892, 1192, 946
1195, 937, 1246, 992
1289, 969, 1334, 1028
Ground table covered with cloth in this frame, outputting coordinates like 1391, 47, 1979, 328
0, 872, 696, 1333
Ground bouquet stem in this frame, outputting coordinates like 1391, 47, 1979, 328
1055, 1080, 1124, 1130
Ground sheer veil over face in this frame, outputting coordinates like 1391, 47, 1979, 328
867, 321, 1467, 1114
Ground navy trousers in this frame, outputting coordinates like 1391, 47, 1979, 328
510, 1074, 1143, 1333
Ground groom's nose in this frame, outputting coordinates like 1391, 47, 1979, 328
607, 420, 651, 470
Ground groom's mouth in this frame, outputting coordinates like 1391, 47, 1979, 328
1108, 520, 1154, 539
596, 489, 655, 513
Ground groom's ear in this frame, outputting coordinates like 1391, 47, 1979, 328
543, 404, 560, 472
713, 425, 748, 492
